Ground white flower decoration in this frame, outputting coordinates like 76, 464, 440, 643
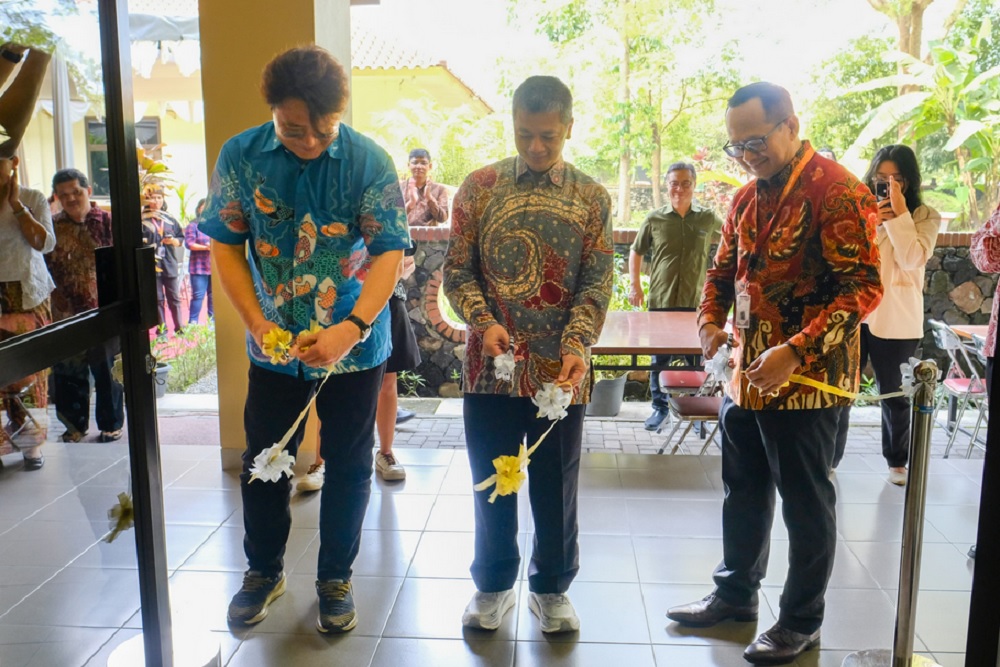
494, 348, 515, 382
532, 382, 573, 421
706, 344, 733, 383
249, 443, 296, 483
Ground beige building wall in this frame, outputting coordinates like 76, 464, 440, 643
199, 0, 353, 469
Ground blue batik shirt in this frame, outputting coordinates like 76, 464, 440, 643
200, 121, 410, 379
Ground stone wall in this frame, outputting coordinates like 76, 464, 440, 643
408, 228, 993, 396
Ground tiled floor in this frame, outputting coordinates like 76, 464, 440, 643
0, 415, 983, 667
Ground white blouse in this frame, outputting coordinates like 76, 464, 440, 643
864, 204, 940, 340
0, 187, 56, 310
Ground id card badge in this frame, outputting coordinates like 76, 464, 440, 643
735, 292, 751, 329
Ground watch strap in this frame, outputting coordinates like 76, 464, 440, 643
345, 314, 371, 339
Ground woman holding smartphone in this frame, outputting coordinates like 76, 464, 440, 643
860, 144, 939, 485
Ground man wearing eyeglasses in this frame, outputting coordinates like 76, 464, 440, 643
666, 82, 882, 665
628, 162, 722, 430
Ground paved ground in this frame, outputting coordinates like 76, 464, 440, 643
147, 393, 987, 466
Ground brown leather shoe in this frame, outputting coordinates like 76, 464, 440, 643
743, 623, 820, 665
666, 591, 758, 627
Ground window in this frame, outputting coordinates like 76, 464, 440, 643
86, 116, 161, 196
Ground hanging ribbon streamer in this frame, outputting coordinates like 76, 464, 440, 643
473, 381, 573, 503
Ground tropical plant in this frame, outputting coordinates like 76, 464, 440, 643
843, 22, 1000, 226
397, 370, 427, 398
153, 323, 217, 393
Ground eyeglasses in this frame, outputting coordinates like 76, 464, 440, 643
668, 180, 694, 190
722, 117, 789, 158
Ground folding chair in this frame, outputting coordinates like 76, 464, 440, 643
927, 320, 988, 458
962, 334, 990, 458
655, 369, 725, 455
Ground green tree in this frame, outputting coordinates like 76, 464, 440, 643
365, 98, 509, 187
805, 36, 897, 157
506, 0, 738, 223
0, 0, 103, 105
845, 21, 1000, 226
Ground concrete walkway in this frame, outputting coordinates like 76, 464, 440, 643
152, 394, 987, 464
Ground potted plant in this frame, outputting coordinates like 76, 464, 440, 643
586, 354, 631, 417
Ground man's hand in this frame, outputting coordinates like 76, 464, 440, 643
699, 323, 729, 360
744, 344, 802, 396
628, 282, 645, 308
557, 353, 587, 390
404, 182, 419, 212
292, 322, 358, 368
250, 319, 282, 350
482, 324, 509, 357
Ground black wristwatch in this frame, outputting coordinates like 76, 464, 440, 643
345, 314, 371, 343
1, 49, 23, 64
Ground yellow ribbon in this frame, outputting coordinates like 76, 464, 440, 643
474, 418, 559, 503
752, 373, 908, 402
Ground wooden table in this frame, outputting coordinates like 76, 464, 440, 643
952, 324, 989, 339
592, 311, 703, 371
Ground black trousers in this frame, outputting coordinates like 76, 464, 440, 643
52, 342, 125, 434
241, 362, 384, 581
835, 326, 918, 468
713, 397, 840, 635
156, 274, 184, 332
464, 393, 585, 594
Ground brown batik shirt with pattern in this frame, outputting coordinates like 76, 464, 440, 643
698, 142, 883, 410
46, 203, 114, 322
443, 156, 613, 404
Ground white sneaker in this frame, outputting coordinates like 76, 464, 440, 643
462, 589, 515, 630
528, 592, 580, 633
888, 467, 908, 486
296, 463, 325, 492
375, 451, 406, 481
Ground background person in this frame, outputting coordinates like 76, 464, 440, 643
0, 152, 54, 469
46, 168, 125, 443
628, 161, 722, 430
185, 197, 214, 324
839, 145, 938, 485
142, 185, 185, 337
297, 241, 422, 490
400, 148, 449, 226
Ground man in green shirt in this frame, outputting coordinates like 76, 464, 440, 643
628, 162, 722, 430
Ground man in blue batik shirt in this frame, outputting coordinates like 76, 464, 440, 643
200, 46, 410, 634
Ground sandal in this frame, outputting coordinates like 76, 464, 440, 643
98, 429, 123, 442
59, 430, 86, 443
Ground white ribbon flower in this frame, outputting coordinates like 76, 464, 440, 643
706, 344, 733, 383
494, 348, 515, 382
532, 381, 573, 421
249, 443, 297, 483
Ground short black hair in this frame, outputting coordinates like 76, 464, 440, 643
261, 45, 349, 125
409, 148, 431, 161
666, 162, 696, 184
52, 168, 89, 190
512, 76, 573, 124
727, 82, 794, 123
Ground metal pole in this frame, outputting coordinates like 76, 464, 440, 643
843, 360, 941, 667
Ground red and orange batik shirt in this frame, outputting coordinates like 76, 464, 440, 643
698, 142, 883, 410
443, 157, 613, 404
